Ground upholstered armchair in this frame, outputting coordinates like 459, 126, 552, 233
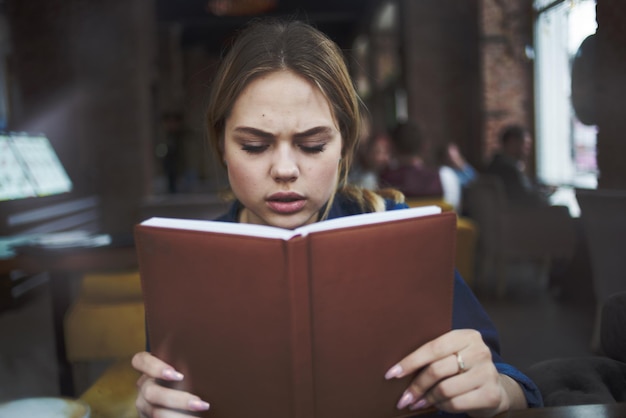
463, 175, 576, 297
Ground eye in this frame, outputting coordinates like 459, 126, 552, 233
299, 143, 326, 154
241, 144, 269, 154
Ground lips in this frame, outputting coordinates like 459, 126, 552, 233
266, 192, 306, 214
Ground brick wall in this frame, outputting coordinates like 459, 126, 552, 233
479, 0, 534, 165
478, 0, 626, 187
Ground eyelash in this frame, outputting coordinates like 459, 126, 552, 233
240, 143, 327, 154
241, 144, 268, 154
300, 144, 326, 154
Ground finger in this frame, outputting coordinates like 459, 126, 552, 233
418, 365, 482, 410
137, 400, 208, 418
385, 329, 482, 380
395, 353, 469, 410
431, 380, 504, 416
455, 352, 467, 374
132, 351, 184, 381
401, 369, 484, 413
412, 341, 493, 400
139, 377, 210, 413
136, 373, 149, 389
137, 396, 205, 418
410, 354, 501, 414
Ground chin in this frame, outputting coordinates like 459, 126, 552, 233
268, 213, 316, 230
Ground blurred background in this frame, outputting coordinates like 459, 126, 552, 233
1, 0, 625, 411
2, 0, 623, 235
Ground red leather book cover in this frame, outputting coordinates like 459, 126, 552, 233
134, 206, 456, 418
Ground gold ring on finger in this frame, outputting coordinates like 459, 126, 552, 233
455, 352, 466, 374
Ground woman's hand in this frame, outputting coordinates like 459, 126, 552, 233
131, 351, 210, 418
384, 329, 527, 418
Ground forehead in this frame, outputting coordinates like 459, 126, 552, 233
231, 71, 333, 116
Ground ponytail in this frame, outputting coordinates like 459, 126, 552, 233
318, 185, 405, 220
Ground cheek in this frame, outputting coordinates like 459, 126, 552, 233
308, 158, 340, 194
224, 143, 253, 186
226, 158, 259, 195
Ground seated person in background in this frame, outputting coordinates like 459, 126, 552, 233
380, 121, 461, 210
132, 19, 541, 417
440, 142, 478, 188
486, 124, 554, 207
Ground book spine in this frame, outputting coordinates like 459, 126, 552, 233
286, 236, 315, 418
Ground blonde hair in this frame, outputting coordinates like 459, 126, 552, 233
340, 185, 405, 213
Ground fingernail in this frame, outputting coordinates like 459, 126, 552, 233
396, 390, 415, 409
409, 398, 428, 410
188, 398, 210, 411
385, 364, 403, 380
162, 368, 184, 381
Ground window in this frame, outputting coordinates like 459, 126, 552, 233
534, 0, 598, 191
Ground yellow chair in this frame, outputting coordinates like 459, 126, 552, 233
64, 271, 146, 392
80, 357, 140, 418
405, 197, 454, 212
406, 198, 478, 287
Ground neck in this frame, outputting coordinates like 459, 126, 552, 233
238, 207, 250, 224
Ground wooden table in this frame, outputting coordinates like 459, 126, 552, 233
80, 358, 626, 418
9, 243, 137, 396
498, 403, 626, 417
412, 403, 626, 417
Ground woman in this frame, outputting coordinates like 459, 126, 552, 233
132, 19, 542, 417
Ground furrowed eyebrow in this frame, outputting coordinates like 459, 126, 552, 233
292, 126, 335, 140
232, 126, 275, 140
232, 126, 335, 140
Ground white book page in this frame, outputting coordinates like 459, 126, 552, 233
296, 205, 441, 236
140, 205, 442, 240
140, 217, 297, 240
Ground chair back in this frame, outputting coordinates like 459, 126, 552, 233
576, 188, 626, 304
464, 175, 576, 294
405, 197, 454, 212
463, 175, 507, 253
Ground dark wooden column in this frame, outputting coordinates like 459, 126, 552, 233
400, 0, 482, 166
596, 0, 626, 189
7, 0, 156, 233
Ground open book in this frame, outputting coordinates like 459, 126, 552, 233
134, 206, 457, 418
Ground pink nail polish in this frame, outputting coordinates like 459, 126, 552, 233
409, 398, 428, 410
162, 368, 184, 381
396, 391, 415, 409
188, 399, 210, 411
385, 364, 403, 380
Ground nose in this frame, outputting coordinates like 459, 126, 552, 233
270, 145, 299, 183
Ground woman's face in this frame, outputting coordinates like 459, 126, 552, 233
223, 70, 343, 229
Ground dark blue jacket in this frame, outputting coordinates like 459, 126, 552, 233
217, 195, 543, 411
